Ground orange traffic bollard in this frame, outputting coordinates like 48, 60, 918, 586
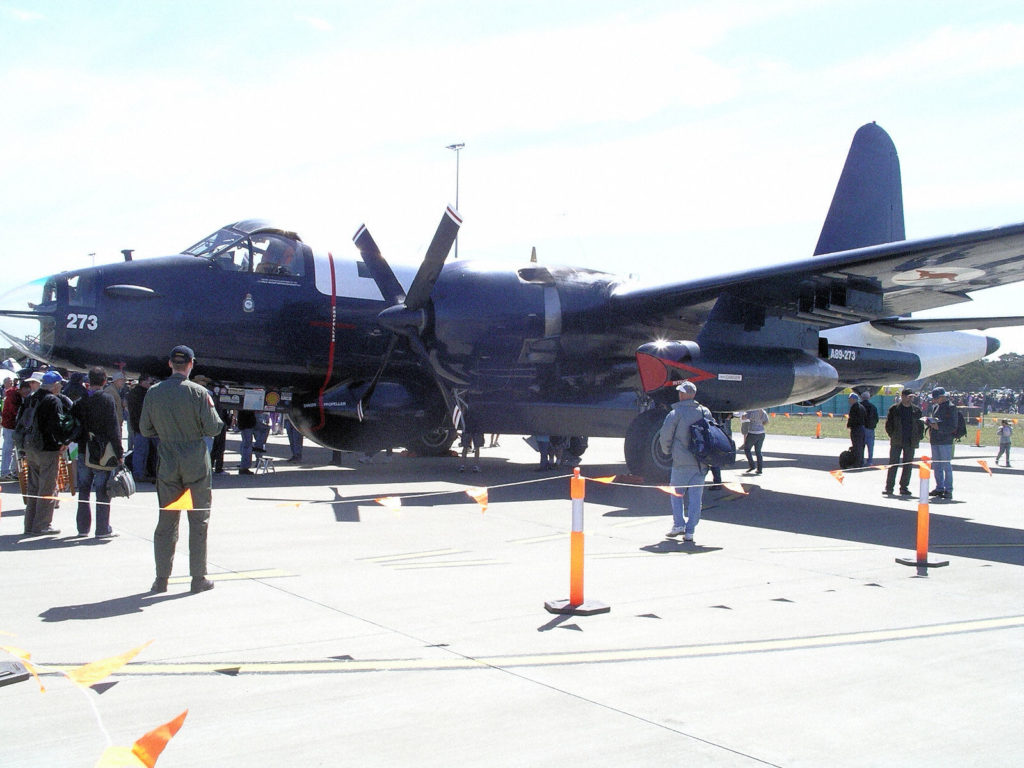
896, 457, 949, 576
545, 468, 609, 615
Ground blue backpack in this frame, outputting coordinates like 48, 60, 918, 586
688, 415, 737, 468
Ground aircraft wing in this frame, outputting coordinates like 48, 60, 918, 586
610, 221, 1024, 335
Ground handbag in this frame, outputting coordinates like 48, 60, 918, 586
106, 466, 136, 498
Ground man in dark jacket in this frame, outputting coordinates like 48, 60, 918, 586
70, 367, 124, 537
926, 387, 958, 500
23, 371, 72, 535
846, 393, 866, 468
126, 374, 157, 482
883, 389, 924, 496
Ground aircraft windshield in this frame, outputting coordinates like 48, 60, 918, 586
182, 226, 246, 259
183, 227, 305, 277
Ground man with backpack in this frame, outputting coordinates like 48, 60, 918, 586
658, 380, 713, 543
19, 370, 73, 535
926, 387, 959, 500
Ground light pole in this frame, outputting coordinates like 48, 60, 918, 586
446, 143, 464, 258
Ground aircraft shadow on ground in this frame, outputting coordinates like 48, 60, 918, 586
234, 452, 1024, 566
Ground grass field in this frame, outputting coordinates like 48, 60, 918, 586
734, 412, 1022, 448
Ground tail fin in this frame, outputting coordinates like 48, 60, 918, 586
814, 122, 905, 255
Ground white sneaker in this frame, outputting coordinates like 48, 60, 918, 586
666, 526, 685, 538
683, 532, 694, 542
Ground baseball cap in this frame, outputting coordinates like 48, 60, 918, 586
170, 345, 195, 364
901, 388, 915, 396
930, 387, 946, 398
848, 393, 859, 400
675, 381, 697, 394
40, 371, 66, 386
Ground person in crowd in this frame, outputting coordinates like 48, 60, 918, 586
1, 379, 30, 479
860, 391, 879, 465
658, 380, 711, 543
126, 374, 158, 482
883, 388, 924, 496
140, 345, 223, 594
22, 371, 73, 536
996, 419, 1013, 467
285, 415, 303, 462
71, 367, 124, 537
925, 387, 957, 500
740, 408, 769, 475
846, 393, 866, 468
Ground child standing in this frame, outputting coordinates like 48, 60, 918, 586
996, 419, 1013, 467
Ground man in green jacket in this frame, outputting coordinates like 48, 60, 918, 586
140, 345, 224, 594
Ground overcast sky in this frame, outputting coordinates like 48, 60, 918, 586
3, 1, 1024, 352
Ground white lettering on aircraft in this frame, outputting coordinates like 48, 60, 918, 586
66, 313, 98, 331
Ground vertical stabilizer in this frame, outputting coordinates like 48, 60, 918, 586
814, 122, 905, 255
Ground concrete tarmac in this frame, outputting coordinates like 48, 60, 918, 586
1, 433, 1022, 767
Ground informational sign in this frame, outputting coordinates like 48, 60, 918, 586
214, 386, 292, 412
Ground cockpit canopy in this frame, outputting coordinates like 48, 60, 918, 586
183, 221, 309, 278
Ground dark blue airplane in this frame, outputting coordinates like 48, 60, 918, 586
2, 123, 1023, 480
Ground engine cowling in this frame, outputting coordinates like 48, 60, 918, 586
635, 340, 839, 411
289, 378, 454, 454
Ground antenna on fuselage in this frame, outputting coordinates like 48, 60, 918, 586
121, 249, 134, 262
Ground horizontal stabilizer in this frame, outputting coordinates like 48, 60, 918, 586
870, 316, 1024, 334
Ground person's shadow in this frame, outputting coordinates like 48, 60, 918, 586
39, 590, 190, 622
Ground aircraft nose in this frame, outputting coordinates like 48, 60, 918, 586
986, 336, 1001, 357
0, 278, 56, 361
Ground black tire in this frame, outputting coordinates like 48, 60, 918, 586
624, 409, 671, 482
408, 425, 457, 456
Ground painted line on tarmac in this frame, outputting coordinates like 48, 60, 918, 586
41, 615, 1024, 678
356, 548, 467, 562
390, 559, 501, 570
168, 569, 292, 585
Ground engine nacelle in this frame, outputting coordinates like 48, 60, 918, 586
635, 340, 839, 411
289, 378, 450, 454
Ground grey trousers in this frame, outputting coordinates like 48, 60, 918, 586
24, 448, 60, 533
153, 508, 209, 579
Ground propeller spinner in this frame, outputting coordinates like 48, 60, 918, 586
352, 206, 462, 420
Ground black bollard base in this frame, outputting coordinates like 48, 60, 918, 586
896, 557, 950, 577
544, 598, 610, 616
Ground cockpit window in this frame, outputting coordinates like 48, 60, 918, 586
185, 227, 305, 278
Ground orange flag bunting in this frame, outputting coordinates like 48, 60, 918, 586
658, 485, 683, 496
722, 481, 748, 495
163, 489, 193, 511
1, 644, 45, 692
65, 641, 153, 688
375, 496, 401, 510
465, 487, 488, 513
829, 469, 845, 484
95, 709, 189, 768
591, 476, 616, 484
977, 459, 992, 476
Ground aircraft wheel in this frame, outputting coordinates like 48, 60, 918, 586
408, 425, 456, 456
624, 409, 671, 482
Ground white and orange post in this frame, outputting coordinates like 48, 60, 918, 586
545, 468, 609, 615
896, 457, 949, 576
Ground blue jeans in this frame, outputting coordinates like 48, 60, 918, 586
132, 433, 158, 479
77, 458, 112, 535
931, 442, 954, 493
240, 428, 254, 469
670, 466, 706, 534
863, 426, 875, 464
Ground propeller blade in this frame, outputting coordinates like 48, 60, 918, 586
352, 224, 406, 306
356, 335, 400, 420
406, 332, 457, 420
403, 205, 462, 311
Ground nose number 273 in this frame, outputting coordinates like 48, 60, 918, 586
66, 313, 99, 331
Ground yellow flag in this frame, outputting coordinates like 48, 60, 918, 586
658, 485, 683, 496
163, 489, 193, 511
465, 487, 488, 513
66, 641, 153, 688
591, 476, 616, 484
829, 469, 845, 484
375, 496, 401, 509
